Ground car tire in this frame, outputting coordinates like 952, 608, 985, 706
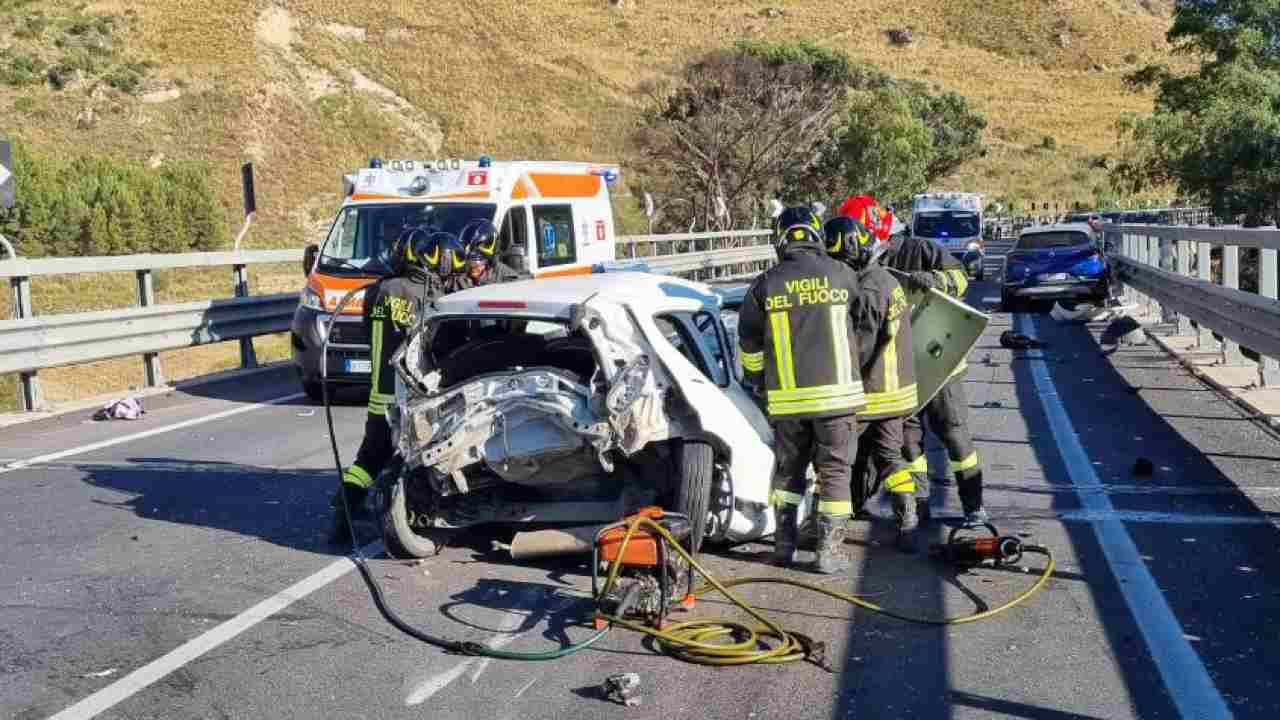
674, 441, 714, 556
303, 381, 324, 403
381, 475, 450, 559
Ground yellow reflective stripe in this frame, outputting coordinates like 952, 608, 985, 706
367, 404, 386, 417
948, 360, 969, 381
769, 382, 865, 402
906, 455, 928, 473
343, 465, 373, 488
817, 499, 853, 517
858, 384, 918, 418
884, 468, 916, 493
829, 303, 853, 385
369, 317, 385, 391
771, 490, 805, 507
769, 311, 796, 390
949, 452, 979, 473
740, 347, 765, 372
951, 269, 969, 297
768, 395, 862, 416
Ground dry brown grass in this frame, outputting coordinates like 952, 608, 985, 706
1, 0, 1184, 409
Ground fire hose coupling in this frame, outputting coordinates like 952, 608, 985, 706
933, 523, 1026, 567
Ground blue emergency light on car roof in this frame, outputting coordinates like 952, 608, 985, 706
479, 155, 493, 168
369, 157, 383, 169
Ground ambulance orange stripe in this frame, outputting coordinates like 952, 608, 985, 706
535, 265, 594, 278
529, 173, 601, 198
349, 192, 402, 202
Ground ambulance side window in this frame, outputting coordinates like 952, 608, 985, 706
532, 205, 576, 268
499, 206, 528, 254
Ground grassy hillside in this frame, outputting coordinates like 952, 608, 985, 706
0, 0, 1181, 408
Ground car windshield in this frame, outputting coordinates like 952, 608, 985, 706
914, 211, 980, 239
319, 203, 497, 275
1016, 231, 1091, 250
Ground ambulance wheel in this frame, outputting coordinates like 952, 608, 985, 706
381, 476, 449, 559
675, 441, 714, 556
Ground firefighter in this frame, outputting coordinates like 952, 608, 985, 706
871, 203, 990, 527
738, 207, 865, 574
331, 227, 455, 542
448, 219, 529, 291
825, 215, 921, 551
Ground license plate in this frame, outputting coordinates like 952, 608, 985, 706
1039, 272, 1069, 282
345, 359, 372, 374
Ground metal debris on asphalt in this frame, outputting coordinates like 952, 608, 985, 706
603, 672, 642, 707
82, 668, 118, 678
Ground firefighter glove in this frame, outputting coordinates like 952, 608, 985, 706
907, 271, 938, 292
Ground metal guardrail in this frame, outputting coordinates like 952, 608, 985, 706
0, 231, 776, 412
1104, 223, 1280, 387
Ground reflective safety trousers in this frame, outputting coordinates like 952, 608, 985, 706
738, 244, 866, 420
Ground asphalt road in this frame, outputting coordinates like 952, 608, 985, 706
3, 278, 1279, 720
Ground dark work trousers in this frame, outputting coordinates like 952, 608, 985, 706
343, 412, 394, 490
902, 372, 984, 513
851, 415, 910, 510
772, 415, 857, 518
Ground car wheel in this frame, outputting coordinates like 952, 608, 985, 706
381, 475, 451, 559
674, 441, 714, 556
303, 381, 324, 403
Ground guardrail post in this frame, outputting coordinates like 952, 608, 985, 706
1176, 238, 1194, 335
9, 275, 42, 411
233, 263, 258, 368
1221, 244, 1245, 365
1158, 237, 1177, 325
1195, 241, 1214, 349
1261, 248, 1280, 387
135, 269, 163, 387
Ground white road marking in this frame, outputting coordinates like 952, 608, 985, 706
1057, 510, 1277, 525
47, 541, 383, 720
1017, 313, 1234, 720
405, 586, 544, 706
0, 393, 305, 475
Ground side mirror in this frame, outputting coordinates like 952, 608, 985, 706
303, 244, 319, 276
503, 244, 529, 275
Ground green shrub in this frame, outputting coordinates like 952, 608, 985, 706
1041, 135, 1058, 151
0, 52, 46, 86
0, 142, 228, 258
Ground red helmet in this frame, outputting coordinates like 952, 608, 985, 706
838, 195, 893, 242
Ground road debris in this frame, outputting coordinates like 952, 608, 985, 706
93, 397, 144, 421
82, 668, 118, 678
603, 672, 642, 707
1000, 331, 1046, 350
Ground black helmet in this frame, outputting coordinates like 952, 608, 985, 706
389, 226, 437, 276
459, 219, 499, 264
824, 216, 875, 269
431, 232, 466, 275
774, 206, 824, 245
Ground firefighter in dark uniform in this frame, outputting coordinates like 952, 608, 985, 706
331, 227, 456, 541
877, 208, 990, 527
825, 216, 921, 551
738, 207, 865, 574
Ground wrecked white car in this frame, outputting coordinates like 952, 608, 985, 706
379, 273, 780, 558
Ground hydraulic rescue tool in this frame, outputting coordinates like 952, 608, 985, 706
320, 286, 1057, 670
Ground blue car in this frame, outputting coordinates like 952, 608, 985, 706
1001, 225, 1108, 310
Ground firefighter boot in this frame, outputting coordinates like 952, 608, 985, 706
958, 476, 989, 527
328, 482, 370, 545
811, 514, 850, 574
892, 492, 920, 553
772, 506, 799, 566
915, 496, 932, 527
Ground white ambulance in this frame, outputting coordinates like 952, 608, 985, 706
291, 157, 621, 399
911, 192, 985, 280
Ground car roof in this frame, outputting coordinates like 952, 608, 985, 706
1019, 223, 1095, 236
433, 272, 722, 314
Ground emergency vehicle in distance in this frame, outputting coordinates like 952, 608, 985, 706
291, 157, 621, 400
911, 192, 985, 280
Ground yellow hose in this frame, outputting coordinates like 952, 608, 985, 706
596, 516, 1055, 666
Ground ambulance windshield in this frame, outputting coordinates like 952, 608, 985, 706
319, 203, 497, 274
913, 211, 980, 240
